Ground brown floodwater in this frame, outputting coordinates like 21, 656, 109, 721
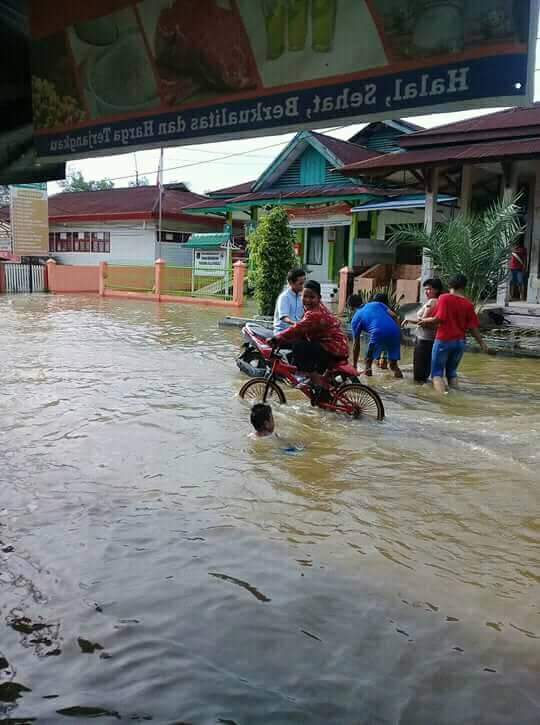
0, 294, 538, 724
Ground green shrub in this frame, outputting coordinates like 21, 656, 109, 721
248, 206, 297, 316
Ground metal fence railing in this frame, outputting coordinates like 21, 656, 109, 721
103, 263, 232, 300
162, 265, 232, 299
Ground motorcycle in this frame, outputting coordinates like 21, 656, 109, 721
236, 322, 292, 378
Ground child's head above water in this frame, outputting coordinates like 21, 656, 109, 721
250, 403, 275, 437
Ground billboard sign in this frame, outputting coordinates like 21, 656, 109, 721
29, 0, 536, 161
10, 184, 49, 256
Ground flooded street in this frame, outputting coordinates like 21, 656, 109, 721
1, 294, 538, 724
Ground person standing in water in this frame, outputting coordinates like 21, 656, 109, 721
411, 278, 443, 383
349, 293, 403, 378
273, 268, 305, 334
418, 273, 490, 393
509, 240, 527, 301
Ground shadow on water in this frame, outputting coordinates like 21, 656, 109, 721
0, 295, 539, 724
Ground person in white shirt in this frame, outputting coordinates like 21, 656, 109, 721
273, 268, 305, 334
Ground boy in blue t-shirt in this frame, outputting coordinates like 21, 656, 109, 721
349, 294, 403, 378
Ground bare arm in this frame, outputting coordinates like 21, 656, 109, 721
469, 327, 490, 353
417, 315, 440, 328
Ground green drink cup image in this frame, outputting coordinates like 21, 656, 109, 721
263, 0, 286, 60
287, 0, 309, 52
312, 0, 337, 53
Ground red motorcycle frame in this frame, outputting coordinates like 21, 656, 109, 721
238, 324, 384, 421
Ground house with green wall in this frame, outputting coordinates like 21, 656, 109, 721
182, 120, 454, 289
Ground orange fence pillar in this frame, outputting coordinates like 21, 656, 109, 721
99, 261, 108, 296
154, 258, 165, 300
338, 266, 353, 314
46, 258, 56, 293
232, 260, 247, 306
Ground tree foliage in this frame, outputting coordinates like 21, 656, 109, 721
248, 206, 297, 316
60, 170, 114, 192
128, 176, 151, 187
388, 197, 523, 308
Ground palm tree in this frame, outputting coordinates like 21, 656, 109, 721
388, 196, 523, 308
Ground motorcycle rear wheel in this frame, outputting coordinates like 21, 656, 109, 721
239, 378, 287, 405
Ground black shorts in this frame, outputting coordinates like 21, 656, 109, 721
292, 341, 333, 374
413, 338, 434, 383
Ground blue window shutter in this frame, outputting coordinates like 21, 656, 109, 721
300, 147, 326, 185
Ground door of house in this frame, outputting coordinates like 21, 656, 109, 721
304, 227, 329, 282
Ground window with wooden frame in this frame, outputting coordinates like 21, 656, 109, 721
157, 230, 191, 243
91, 232, 111, 253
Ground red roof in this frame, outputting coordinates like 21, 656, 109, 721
401, 106, 540, 148
310, 131, 381, 165
209, 180, 255, 196
47, 186, 213, 222
184, 184, 397, 210
341, 136, 540, 174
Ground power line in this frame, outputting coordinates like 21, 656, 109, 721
64, 125, 350, 187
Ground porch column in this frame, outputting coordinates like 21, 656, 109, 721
497, 162, 519, 305
294, 228, 304, 264
460, 165, 473, 215
348, 213, 358, 269
327, 236, 336, 282
528, 162, 540, 303
421, 167, 439, 287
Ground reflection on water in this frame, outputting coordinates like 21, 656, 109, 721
0, 294, 538, 724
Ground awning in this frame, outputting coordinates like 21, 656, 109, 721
351, 195, 457, 213
183, 232, 231, 249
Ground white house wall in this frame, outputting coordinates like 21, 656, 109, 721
50, 222, 155, 266
49, 218, 219, 266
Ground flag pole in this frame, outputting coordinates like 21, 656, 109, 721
157, 148, 164, 259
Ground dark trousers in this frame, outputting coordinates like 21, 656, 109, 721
413, 338, 434, 383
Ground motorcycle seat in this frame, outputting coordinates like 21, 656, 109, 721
245, 323, 274, 340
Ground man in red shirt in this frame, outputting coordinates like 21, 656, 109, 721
418, 274, 490, 393
509, 241, 527, 301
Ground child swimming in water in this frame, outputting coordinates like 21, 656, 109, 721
248, 403, 304, 453
250, 403, 275, 438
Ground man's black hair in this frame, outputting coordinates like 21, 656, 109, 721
250, 403, 272, 432
304, 280, 321, 296
423, 277, 443, 294
373, 292, 389, 305
448, 273, 467, 290
287, 268, 306, 284
348, 294, 364, 309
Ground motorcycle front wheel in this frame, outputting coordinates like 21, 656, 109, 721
239, 378, 287, 405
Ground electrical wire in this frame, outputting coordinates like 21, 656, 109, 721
63, 125, 351, 187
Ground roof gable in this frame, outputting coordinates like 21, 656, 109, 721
349, 120, 424, 153
253, 130, 378, 191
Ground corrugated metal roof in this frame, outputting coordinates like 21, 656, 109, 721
401, 106, 540, 144
208, 180, 255, 196
46, 186, 211, 220
351, 195, 457, 212
184, 233, 230, 249
310, 131, 380, 165
224, 184, 392, 203
340, 136, 540, 173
